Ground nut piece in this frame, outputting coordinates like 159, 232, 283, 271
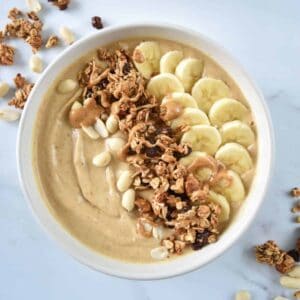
280, 276, 300, 289
0, 109, 21, 122
29, 54, 43, 73
94, 118, 109, 138
0, 82, 10, 97
152, 226, 164, 240
26, 0, 42, 12
275, 253, 295, 274
289, 266, 300, 278
81, 126, 100, 140
295, 291, 300, 299
92, 151, 111, 167
150, 246, 168, 260
106, 115, 119, 134
57, 79, 77, 94
117, 170, 133, 192
235, 291, 251, 300
121, 189, 135, 212
105, 137, 126, 156
59, 26, 75, 45
45, 35, 59, 48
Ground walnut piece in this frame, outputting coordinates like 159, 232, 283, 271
291, 187, 300, 198
49, 0, 70, 10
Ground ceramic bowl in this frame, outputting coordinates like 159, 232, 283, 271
17, 23, 274, 280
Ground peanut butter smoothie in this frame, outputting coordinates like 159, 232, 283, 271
33, 39, 257, 263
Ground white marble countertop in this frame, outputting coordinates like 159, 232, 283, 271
0, 0, 299, 299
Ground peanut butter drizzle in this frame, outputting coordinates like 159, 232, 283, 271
69, 98, 102, 128
161, 100, 184, 121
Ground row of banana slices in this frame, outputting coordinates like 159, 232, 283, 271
132, 41, 256, 222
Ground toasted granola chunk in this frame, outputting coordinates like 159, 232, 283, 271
255, 240, 285, 266
0, 43, 15, 65
45, 35, 59, 48
49, 0, 70, 10
8, 8, 22, 20
9, 74, 34, 109
291, 187, 300, 198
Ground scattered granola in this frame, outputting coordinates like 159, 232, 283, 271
45, 35, 59, 48
3, 8, 43, 52
8, 74, 34, 109
0, 43, 15, 65
291, 188, 300, 198
255, 240, 295, 273
91, 16, 103, 30
49, 0, 70, 10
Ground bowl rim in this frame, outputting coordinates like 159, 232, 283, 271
17, 22, 275, 280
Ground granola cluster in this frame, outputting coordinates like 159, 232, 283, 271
71, 47, 232, 254
255, 240, 295, 274
0, 43, 15, 65
48, 0, 71, 10
2, 8, 43, 53
8, 74, 34, 109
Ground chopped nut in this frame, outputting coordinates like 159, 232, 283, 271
0, 109, 21, 122
27, 11, 40, 21
91, 16, 103, 29
26, 0, 42, 13
29, 54, 43, 73
292, 188, 300, 198
0, 44, 15, 65
14, 73, 26, 89
280, 276, 300, 289
235, 290, 251, 300
45, 35, 59, 48
59, 26, 75, 45
0, 82, 10, 98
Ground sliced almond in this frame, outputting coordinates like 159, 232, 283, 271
29, 54, 43, 73
0, 109, 20, 122
26, 0, 42, 13
57, 79, 77, 94
59, 26, 75, 45
150, 246, 168, 260
121, 189, 135, 212
280, 276, 300, 289
0, 82, 10, 98
235, 291, 251, 300
94, 118, 109, 138
92, 151, 111, 167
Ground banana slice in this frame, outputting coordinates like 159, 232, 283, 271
207, 191, 230, 222
215, 142, 253, 175
160, 50, 183, 74
170, 107, 209, 129
161, 92, 198, 109
179, 151, 212, 181
181, 125, 222, 155
147, 73, 184, 100
191, 77, 230, 113
209, 98, 249, 127
220, 120, 255, 147
212, 170, 245, 204
175, 58, 203, 92
132, 41, 160, 79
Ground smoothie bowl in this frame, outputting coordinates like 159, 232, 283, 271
17, 24, 273, 279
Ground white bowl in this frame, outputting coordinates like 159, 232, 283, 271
17, 23, 274, 280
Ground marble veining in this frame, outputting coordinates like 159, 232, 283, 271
0, 0, 299, 299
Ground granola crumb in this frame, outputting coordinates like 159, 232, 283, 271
0, 43, 15, 65
291, 188, 300, 198
3, 8, 43, 52
49, 0, 70, 10
255, 240, 295, 273
45, 35, 59, 48
8, 7, 22, 20
9, 74, 34, 109
91, 16, 103, 29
